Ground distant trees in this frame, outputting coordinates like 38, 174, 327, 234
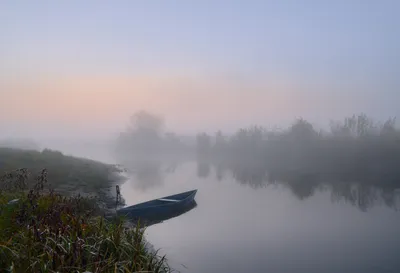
128, 111, 164, 134
213, 131, 228, 160
115, 111, 189, 162
190, 113, 400, 211
196, 133, 211, 159
194, 113, 400, 184
380, 117, 397, 138
116, 110, 400, 189
329, 114, 378, 138
115, 111, 163, 159
287, 118, 318, 141
327, 114, 400, 139
113, 110, 400, 209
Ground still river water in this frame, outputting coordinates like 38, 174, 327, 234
120, 161, 400, 273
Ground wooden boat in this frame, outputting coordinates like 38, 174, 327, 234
116, 189, 197, 225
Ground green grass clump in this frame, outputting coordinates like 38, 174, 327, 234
0, 169, 171, 273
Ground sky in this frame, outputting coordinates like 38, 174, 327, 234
1, 0, 399, 138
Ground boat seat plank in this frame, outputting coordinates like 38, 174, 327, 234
158, 198, 179, 202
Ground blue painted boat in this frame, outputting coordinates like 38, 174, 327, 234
117, 189, 197, 225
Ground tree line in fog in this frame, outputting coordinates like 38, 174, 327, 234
115, 110, 400, 183
196, 113, 400, 187
111, 111, 400, 211
117, 111, 399, 165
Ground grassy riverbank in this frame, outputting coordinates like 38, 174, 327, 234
0, 148, 170, 272
0, 147, 125, 208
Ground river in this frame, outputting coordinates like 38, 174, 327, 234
120, 161, 400, 273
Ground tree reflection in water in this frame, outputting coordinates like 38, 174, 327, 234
120, 159, 400, 211
198, 161, 400, 211
122, 160, 163, 191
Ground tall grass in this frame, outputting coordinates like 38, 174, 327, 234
0, 169, 171, 273
0, 147, 127, 209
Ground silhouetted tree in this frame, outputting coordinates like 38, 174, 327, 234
115, 111, 189, 162
287, 118, 317, 141
128, 110, 164, 133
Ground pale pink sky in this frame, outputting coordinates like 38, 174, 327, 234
0, 72, 377, 139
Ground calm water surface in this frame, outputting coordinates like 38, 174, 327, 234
120, 161, 400, 273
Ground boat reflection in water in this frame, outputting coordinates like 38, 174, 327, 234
117, 190, 198, 227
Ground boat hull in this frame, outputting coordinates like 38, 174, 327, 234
116, 189, 197, 225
